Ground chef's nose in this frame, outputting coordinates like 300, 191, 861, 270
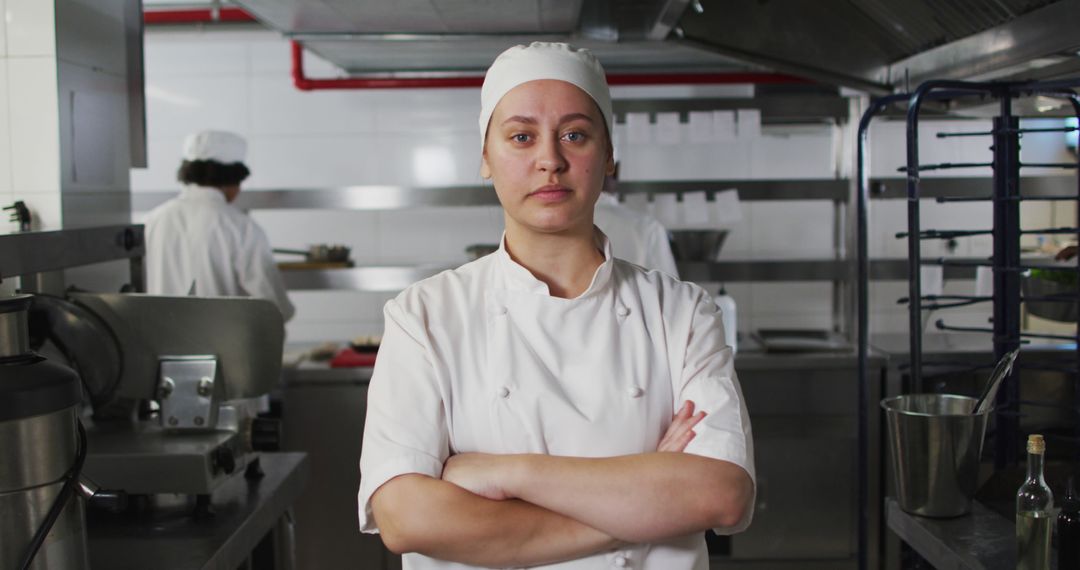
536, 136, 567, 173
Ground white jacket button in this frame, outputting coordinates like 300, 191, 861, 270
613, 554, 628, 567
498, 386, 511, 398
627, 386, 644, 398
494, 306, 508, 316
616, 306, 630, 317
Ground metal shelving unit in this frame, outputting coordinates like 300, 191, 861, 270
857, 79, 1080, 570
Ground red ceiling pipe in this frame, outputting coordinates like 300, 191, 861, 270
143, 7, 258, 25
291, 41, 810, 91
291, 41, 485, 90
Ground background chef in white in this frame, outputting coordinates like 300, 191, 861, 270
359, 42, 754, 569
594, 160, 679, 278
144, 130, 295, 322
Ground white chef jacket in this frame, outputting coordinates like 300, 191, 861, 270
358, 230, 754, 570
144, 185, 295, 321
594, 193, 678, 278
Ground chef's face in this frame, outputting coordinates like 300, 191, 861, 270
481, 79, 614, 236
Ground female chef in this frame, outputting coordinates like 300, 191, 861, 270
358, 42, 754, 570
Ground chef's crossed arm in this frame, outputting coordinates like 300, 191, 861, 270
360, 291, 754, 567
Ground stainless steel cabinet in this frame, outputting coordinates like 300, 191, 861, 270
717, 353, 887, 569
281, 368, 400, 570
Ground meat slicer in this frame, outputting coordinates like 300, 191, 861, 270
29, 293, 284, 500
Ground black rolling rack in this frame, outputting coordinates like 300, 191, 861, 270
856, 78, 1080, 570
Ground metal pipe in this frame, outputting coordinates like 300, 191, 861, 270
903, 80, 999, 394
142, 7, 256, 25
855, 93, 902, 570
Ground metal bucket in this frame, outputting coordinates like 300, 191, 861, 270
881, 394, 990, 518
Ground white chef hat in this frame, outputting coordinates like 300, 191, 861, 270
182, 130, 247, 164
479, 42, 612, 150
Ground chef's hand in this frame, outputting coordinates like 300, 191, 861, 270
1056, 245, 1078, 261
657, 400, 706, 453
442, 453, 512, 501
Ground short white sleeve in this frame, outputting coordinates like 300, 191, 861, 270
674, 289, 755, 533
357, 298, 450, 533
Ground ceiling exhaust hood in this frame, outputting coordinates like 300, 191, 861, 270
233, 0, 770, 77
232, 0, 1080, 96
677, 0, 1080, 93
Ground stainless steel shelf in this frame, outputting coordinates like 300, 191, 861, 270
612, 94, 849, 124
0, 225, 145, 279
278, 258, 982, 291
678, 258, 981, 282
618, 179, 849, 201
131, 178, 851, 212
870, 176, 1077, 199
279, 264, 452, 291
679, 259, 846, 282
132, 186, 500, 213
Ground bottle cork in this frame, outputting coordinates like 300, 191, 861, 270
1028, 434, 1046, 454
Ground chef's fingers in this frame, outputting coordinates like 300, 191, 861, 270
660, 427, 697, 453
668, 400, 695, 429
673, 429, 697, 452
665, 401, 699, 436
658, 410, 706, 452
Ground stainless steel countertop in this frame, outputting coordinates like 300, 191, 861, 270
282, 332, 1076, 385
282, 341, 890, 385
886, 498, 1059, 570
87, 452, 308, 570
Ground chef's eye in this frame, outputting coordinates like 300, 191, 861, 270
563, 131, 585, 143
511, 133, 531, 143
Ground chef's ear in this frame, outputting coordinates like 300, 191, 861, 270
480, 152, 492, 180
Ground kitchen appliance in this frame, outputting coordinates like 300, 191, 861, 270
30, 293, 285, 499
0, 295, 88, 570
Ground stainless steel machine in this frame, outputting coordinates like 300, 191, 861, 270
31, 292, 286, 498
0, 295, 87, 570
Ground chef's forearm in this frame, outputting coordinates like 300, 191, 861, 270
504, 452, 754, 543
371, 474, 622, 566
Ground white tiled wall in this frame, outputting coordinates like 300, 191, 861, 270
133, 27, 1075, 342
1, 0, 62, 233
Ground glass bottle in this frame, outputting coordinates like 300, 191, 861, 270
1016, 434, 1053, 570
1058, 476, 1080, 569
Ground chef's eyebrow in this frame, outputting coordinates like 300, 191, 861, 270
501, 113, 596, 126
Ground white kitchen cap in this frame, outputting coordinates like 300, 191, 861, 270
479, 42, 612, 150
182, 130, 247, 164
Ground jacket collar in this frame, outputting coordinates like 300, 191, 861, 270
179, 184, 229, 204
493, 227, 614, 298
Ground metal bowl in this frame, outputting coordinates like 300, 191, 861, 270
1022, 272, 1078, 322
668, 230, 729, 262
